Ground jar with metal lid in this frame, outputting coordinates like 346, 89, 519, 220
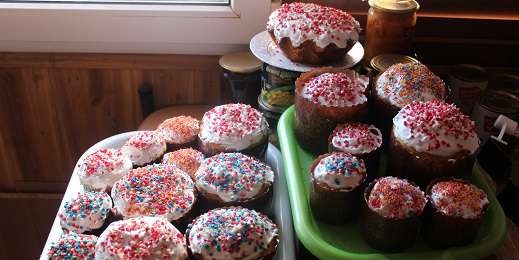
448, 64, 488, 115
472, 90, 519, 142
365, 0, 420, 62
219, 51, 262, 106
370, 54, 419, 74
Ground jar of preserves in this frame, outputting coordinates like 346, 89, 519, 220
365, 0, 420, 62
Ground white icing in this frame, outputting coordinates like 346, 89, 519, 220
430, 181, 489, 219
95, 217, 188, 260
77, 148, 132, 191
120, 131, 166, 166
267, 3, 360, 48
157, 116, 199, 144
331, 124, 382, 154
59, 191, 112, 233
312, 153, 366, 190
199, 104, 268, 151
301, 71, 368, 107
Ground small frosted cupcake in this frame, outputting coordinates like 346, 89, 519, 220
96, 217, 188, 260
362, 177, 427, 252
111, 164, 197, 226
59, 191, 113, 236
186, 207, 279, 260
194, 153, 274, 210
422, 178, 489, 248
157, 116, 200, 151
120, 131, 166, 167
48, 232, 97, 260
310, 152, 367, 223
329, 123, 382, 178
77, 148, 132, 192
372, 62, 447, 133
198, 104, 269, 158
294, 67, 369, 153
162, 148, 204, 179
390, 100, 480, 187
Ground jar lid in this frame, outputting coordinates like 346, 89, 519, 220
368, 0, 420, 13
370, 54, 419, 73
219, 51, 262, 73
451, 64, 487, 82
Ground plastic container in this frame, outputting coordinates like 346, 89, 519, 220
278, 106, 506, 260
40, 132, 296, 260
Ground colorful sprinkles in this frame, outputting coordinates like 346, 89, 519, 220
78, 148, 129, 177
187, 207, 278, 259
302, 72, 367, 107
111, 164, 195, 221
157, 116, 200, 144
123, 131, 165, 151
376, 63, 446, 108
330, 123, 382, 154
59, 191, 112, 233
162, 148, 204, 177
313, 152, 366, 190
195, 153, 274, 203
431, 180, 489, 219
48, 232, 97, 260
368, 176, 427, 219
202, 104, 266, 139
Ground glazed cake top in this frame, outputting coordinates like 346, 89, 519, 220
267, 2, 360, 48
393, 100, 480, 157
59, 191, 112, 233
157, 116, 200, 144
312, 152, 366, 190
77, 148, 132, 191
48, 233, 97, 260
194, 153, 274, 203
376, 63, 447, 108
187, 207, 278, 260
96, 217, 188, 260
120, 131, 166, 166
301, 71, 368, 107
430, 180, 489, 219
111, 164, 196, 221
162, 148, 204, 177
199, 104, 268, 151
368, 176, 427, 219
329, 123, 383, 154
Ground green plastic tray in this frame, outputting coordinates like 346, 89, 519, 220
277, 106, 507, 260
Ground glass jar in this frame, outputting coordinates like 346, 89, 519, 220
365, 0, 419, 62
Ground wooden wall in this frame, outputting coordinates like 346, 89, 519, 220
0, 53, 223, 193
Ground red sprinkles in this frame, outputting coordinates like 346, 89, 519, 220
80, 148, 126, 176
431, 180, 489, 219
162, 148, 204, 177
368, 177, 426, 219
330, 123, 382, 153
125, 131, 164, 150
203, 104, 265, 138
303, 72, 366, 106
157, 116, 200, 143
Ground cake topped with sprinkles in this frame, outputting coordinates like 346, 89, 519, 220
312, 152, 366, 190
157, 116, 200, 145
162, 148, 204, 178
187, 207, 278, 260
59, 191, 112, 233
120, 131, 166, 166
48, 232, 97, 260
368, 176, 427, 219
301, 71, 368, 107
267, 2, 360, 49
393, 100, 480, 157
376, 62, 447, 108
77, 148, 132, 191
199, 104, 268, 151
430, 179, 489, 219
194, 153, 274, 203
330, 123, 382, 154
96, 217, 188, 260
111, 164, 196, 221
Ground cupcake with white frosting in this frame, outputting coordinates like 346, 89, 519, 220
309, 152, 367, 223
96, 216, 188, 260
390, 100, 480, 187
48, 232, 97, 260
329, 123, 382, 178
267, 2, 360, 64
111, 164, 197, 225
162, 148, 204, 179
186, 207, 278, 260
77, 148, 132, 192
157, 116, 200, 151
120, 131, 166, 167
422, 178, 489, 248
194, 153, 274, 210
59, 191, 113, 235
198, 104, 269, 158
294, 67, 369, 153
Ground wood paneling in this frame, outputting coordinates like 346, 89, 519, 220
0, 53, 222, 192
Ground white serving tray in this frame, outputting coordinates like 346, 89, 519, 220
40, 131, 296, 260
250, 30, 364, 72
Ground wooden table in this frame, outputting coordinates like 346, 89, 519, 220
139, 105, 519, 260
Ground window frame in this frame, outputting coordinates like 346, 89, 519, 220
0, 0, 272, 54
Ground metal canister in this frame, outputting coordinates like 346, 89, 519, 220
257, 95, 284, 147
261, 63, 300, 110
448, 64, 488, 115
472, 90, 519, 142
